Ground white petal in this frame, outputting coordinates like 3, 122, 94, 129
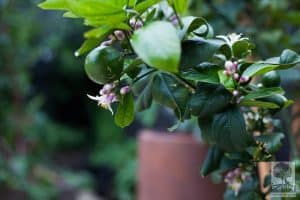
87, 94, 101, 101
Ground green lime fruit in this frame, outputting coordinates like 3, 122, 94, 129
85, 46, 123, 84
262, 71, 281, 87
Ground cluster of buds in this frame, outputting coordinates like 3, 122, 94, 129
170, 14, 178, 25
224, 168, 251, 196
101, 18, 143, 47
101, 30, 126, 47
129, 18, 143, 30
243, 109, 274, 134
223, 60, 249, 84
217, 33, 249, 47
87, 83, 130, 114
227, 33, 248, 46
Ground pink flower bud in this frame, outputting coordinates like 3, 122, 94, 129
225, 61, 234, 70
233, 73, 240, 80
170, 15, 178, 25
129, 18, 143, 30
114, 30, 125, 41
108, 93, 118, 103
239, 76, 249, 83
101, 40, 113, 47
103, 83, 115, 91
100, 88, 109, 95
134, 21, 143, 30
120, 86, 130, 95
223, 70, 231, 76
233, 61, 238, 70
233, 90, 239, 96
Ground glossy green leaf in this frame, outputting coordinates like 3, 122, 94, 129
180, 39, 229, 70
242, 49, 300, 77
135, 0, 161, 13
115, 93, 135, 128
131, 21, 181, 72
181, 63, 220, 84
218, 70, 235, 91
152, 73, 190, 119
232, 40, 254, 58
190, 83, 232, 118
243, 87, 284, 100
38, 0, 68, 10
75, 38, 100, 56
199, 106, 253, 152
168, 0, 188, 14
133, 74, 154, 111
200, 145, 224, 176
239, 99, 280, 109
180, 16, 211, 39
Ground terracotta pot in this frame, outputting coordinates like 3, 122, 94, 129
138, 130, 225, 200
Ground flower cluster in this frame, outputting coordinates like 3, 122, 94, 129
217, 33, 249, 46
224, 168, 251, 196
223, 60, 249, 97
243, 109, 274, 135
223, 60, 249, 84
101, 19, 143, 47
87, 83, 130, 114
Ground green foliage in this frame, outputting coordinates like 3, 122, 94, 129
115, 93, 135, 128
242, 49, 300, 77
38, 0, 300, 198
152, 73, 190, 120
189, 83, 231, 118
200, 145, 223, 176
167, 0, 188, 14
242, 87, 284, 100
131, 21, 181, 72
200, 106, 253, 152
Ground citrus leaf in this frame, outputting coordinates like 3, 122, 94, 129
243, 87, 284, 100
242, 49, 300, 77
131, 21, 181, 73
115, 93, 135, 128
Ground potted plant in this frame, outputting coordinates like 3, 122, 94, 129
39, 0, 300, 199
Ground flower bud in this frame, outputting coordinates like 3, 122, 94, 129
233, 73, 239, 80
101, 40, 113, 47
114, 30, 125, 41
239, 76, 249, 83
257, 83, 263, 88
233, 90, 239, 96
100, 88, 108, 95
120, 86, 130, 95
223, 70, 231, 76
225, 61, 234, 70
103, 83, 115, 91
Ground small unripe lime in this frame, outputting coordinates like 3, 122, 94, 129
85, 46, 123, 84
262, 71, 281, 87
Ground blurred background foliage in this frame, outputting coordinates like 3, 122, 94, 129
0, 0, 300, 199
